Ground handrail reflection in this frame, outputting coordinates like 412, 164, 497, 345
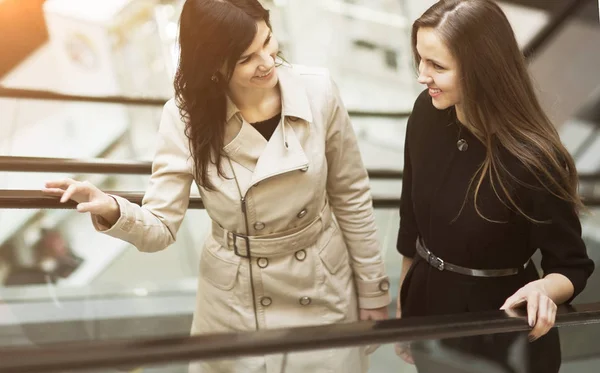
0, 302, 599, 373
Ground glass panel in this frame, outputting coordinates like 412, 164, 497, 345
3, 322, 600, 372
2, 205, 599, 348
0, 99, 162, 160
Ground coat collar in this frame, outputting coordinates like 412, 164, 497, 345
222, 65, 311, 192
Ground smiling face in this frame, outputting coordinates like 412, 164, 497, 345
226, 20, 279, 92
415, 27, 462, 112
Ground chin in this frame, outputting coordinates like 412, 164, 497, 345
257, 74, 279, 89
431, 99, 451, 111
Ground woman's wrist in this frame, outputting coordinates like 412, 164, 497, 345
100, 196, 121, 227
540, 273, 575, 305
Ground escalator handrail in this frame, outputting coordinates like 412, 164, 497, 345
0, 302, 599, 373
522, 0, 592, 59
3, 155, 600, 182
1, 190, 600, 209
0, 190, 402, 209
0, 155, 406, 179
0, 86, 411, 118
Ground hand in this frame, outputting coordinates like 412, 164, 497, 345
500, 279, 558, 342
360, 306, 389, 355
394, 307, 414, 364
359, 306, 389, 321
42, 178, 120, 225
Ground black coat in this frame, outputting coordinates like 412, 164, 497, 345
397, 90, 595, 372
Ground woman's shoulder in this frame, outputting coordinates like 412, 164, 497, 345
163, 98, 180, 118
286, 63, 330, 78
159, 98, 188, 135
279, 63, 333, 95
413, 88, 433, 110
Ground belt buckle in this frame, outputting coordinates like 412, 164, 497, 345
428, 253, 445, 271
232, 233, 250, 258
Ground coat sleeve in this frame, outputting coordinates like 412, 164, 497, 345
528, 184, 594, 303
396, 100, 420, 258
324, 76, 391, 309
91, 99, 194, 252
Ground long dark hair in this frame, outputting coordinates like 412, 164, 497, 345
412, 0, 582, 222
174, 0, 271, 190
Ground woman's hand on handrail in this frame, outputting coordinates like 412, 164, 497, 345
42, 178, 121, 227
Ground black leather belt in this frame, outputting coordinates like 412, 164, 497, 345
416, 238, 528, 278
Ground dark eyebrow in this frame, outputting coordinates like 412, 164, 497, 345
238, 32, 272, 61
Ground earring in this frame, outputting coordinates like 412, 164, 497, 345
211, 74, 219, 83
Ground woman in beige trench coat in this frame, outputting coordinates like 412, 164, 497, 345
43, 0, 391, 372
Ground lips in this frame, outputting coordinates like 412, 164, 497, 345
255, 68, 273, 78
428, 87, 442, 97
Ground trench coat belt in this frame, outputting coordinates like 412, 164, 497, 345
416, 237, 529, 277
212, 202, 333, 258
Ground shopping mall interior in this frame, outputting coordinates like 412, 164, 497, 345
0, 0, 600, 372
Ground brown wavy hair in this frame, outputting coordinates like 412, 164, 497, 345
174, 0, 271, 190
412, 0, 583, 222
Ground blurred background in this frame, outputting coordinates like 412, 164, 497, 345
0, 1, 599, 372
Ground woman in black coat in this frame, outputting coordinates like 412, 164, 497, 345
396, 1, 594, 372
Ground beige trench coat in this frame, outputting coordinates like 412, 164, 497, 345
93, 65, 390, 373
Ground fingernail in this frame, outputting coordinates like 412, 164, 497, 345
529, 318, 535, 327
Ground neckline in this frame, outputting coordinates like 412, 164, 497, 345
252, 112, 282, 126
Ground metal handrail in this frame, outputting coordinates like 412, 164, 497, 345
2, 155, 600, 182
0, 86, 411, 118
0, 190, 402, 209
0, 155, 404, 179
0, 302, 599, 373
522, 0, 592, 59
0, 190, 599, 210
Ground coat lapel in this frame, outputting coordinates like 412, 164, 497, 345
222, 65, 314, 189
250, 117, 309, 186
223, 119, 267, 173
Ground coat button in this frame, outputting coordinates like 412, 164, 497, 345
294, 250, 307, 261
299, 296, 311, 306
379, 279, 390, 292
300, 166, 309, 172
257, 257, 269, 268
260, 297, 272, 307
289, 116, 299, 122
297, 209, 307, 219
254, 222, 265, 231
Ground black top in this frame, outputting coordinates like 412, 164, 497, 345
251, 113, 281, 141
397, 90, 594, 316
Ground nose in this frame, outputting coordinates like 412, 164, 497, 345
417, 61, 433, 85
258, 51, 275, 71
417, 70, 433, 85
